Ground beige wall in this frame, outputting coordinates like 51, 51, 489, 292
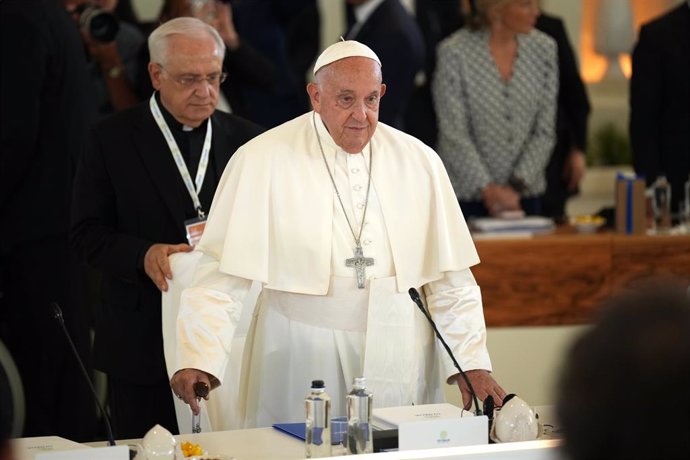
131, 0, 161, 21
444, 325, 588, 408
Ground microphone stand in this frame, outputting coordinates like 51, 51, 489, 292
408, 288, 482, 416
50, 302, 117, 446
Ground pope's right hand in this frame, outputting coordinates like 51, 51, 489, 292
170, 368, 212, 416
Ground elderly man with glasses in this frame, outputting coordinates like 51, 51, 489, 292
71, 16, 263, 439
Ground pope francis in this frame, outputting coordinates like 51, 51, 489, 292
170, 40, 505, 428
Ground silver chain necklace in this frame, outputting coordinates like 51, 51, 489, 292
313, 113, 374, 288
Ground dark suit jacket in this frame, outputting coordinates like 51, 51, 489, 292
630, 3, 690, 212
71, 102, 263, 384
0, 0, 97, 440
230, 0, 318, 128
350, 0, 425, 130
0, 0, 90, 248
537, 13, 591, 219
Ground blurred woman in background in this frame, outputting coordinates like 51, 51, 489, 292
432, 0, 557, 218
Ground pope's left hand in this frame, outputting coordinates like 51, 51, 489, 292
455, 369, 506, 410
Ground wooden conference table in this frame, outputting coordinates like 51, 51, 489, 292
472, 229, 690, 327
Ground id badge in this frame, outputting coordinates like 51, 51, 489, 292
184, 216, 207, 246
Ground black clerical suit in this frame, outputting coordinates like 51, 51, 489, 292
347, 0, 425, 130
0, 0, 97, 441
71, 99, 263, 438
630, 3, 690, 214
538, 13, 591, 221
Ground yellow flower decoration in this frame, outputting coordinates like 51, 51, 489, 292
181, 441, 204, 457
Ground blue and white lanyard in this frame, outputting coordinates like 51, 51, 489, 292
150, 94, 211, 218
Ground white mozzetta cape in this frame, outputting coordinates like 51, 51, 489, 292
198, 112, 480, 292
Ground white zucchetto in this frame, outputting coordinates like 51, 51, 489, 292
313, 39, 382, 75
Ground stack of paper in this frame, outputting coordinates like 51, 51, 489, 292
372, 403, 472, 430
469, 216, 555, 234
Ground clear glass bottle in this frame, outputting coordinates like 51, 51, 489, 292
682, 174, 690, 231
346, 377, 373, 454
305, 379, 331, 458
652, 175, 672, 232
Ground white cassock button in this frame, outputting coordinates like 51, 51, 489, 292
351, 167, 360, 174
353, 184, 362, 191
363, 239, 372, 245
357, 203, 365, 209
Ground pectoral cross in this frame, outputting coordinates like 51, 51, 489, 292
346, 245, 374, 289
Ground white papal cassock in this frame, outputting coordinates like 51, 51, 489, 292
172, 112, 492, 429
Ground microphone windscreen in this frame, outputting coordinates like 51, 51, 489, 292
50, 302, 64, 323
408, 288, 421, 305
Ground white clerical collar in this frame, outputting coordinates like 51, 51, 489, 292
353, 0, 385, 25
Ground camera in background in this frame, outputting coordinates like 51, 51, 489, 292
75, 3, 120, 43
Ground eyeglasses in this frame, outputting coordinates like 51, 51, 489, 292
158, 64, 227, 88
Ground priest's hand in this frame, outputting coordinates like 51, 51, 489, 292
144, 243, 193, 292
454, 369, 506, 410
171, 368, 213, 416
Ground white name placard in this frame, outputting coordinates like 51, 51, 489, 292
398, 415, 489, 451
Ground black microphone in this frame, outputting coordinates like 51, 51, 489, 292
50, 302, 116, 446
408, 288, 482, 416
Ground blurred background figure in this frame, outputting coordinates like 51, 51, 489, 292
557, 279, 690, 460
0, 0, 96, 441
344, 0, 425, 131
405, 0, 464, 148
0, 440, 13, 460
432, 0, 557, 218
0, 339, 18, 460
630, 1, 690, 220
225, 0, 319, 128
112, 0, 145, 32
66, 0, 146, 122
538, 11, 591, 223
0, 424, 15, 460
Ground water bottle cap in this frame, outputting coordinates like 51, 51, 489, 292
353, 377, 367, 389
311, 379, 325, 389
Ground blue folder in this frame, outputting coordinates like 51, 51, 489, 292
272, 422, 306, 441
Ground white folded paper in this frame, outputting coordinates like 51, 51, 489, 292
34, 445, 128, 460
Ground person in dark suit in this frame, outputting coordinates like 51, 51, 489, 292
0, 0, 97, 441
538, 12, 591, 222
630, 2, 690, 217
345, 0, 425, 130
228, 0, 318, 128
71, 17, 264, 439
